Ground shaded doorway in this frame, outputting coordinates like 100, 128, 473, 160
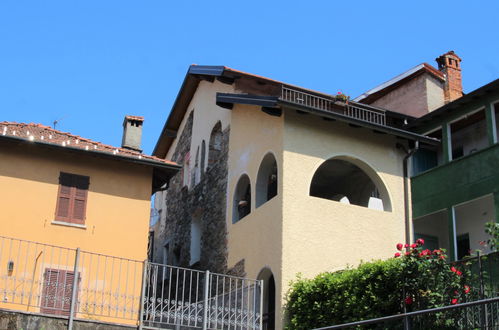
258, 268, 276, 330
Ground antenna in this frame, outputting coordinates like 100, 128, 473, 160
52, 117, 66, 130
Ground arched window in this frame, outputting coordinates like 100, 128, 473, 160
190, 216, 202, 265
193, 146, 200, 185
309, 157, 391, 211
208, 122, 222, 168
232, 174, 251, 223
256, 153, 278, 208
201, 140, 206, 174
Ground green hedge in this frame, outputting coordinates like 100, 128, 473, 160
285, 242, 469, 330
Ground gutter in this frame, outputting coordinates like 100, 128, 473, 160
397, 141, 419, 246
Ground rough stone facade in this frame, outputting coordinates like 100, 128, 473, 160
155, 112, 245, 276
0, 309, 133, 330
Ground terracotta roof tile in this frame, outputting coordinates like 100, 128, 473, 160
0, 122, 177, 166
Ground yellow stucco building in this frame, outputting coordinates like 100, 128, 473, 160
151, 66, 438, 329
0, 118, 179, 326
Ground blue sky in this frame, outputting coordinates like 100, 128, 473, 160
1, 1, 498, 154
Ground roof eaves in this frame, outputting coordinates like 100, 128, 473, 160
279, 100, 439, 145
409, 78, 499, 129
0, 134, 181, 171
213, 93, 438, 145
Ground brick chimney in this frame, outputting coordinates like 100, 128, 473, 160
121, 115, 144, 152
436, 51, 463, 103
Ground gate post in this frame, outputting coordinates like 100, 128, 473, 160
138, 260, 149, 330
68, 248, 80, 330
202, 270, 210, 330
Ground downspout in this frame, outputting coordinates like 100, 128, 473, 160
396, 141, 419, 245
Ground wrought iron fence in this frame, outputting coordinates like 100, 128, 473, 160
313, 296, 499, 329
141, 262, 263, 329
0, 236, 263, 330
0, 236, 143, 325
0, 236, 78, 316
281, 86, 386, 125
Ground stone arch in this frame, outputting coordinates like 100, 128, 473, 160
257, 267, 276, 330
208, 121, 223, 169
309, 156, 391, 211
256, 152, 278, 208
232, 174, 251, 223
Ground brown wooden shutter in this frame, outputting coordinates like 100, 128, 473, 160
55, 172, 90, 224
72, 175, 89, 224
55, 173, 73, 222
40, 269, 78, 316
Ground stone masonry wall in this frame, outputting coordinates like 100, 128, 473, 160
156, 111, 244, 276
0, 309, 134, 330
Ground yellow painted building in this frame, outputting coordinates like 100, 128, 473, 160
0, 119, 179, 325
152, 66, 439, 329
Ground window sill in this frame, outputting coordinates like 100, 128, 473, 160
51, 220, 87, 230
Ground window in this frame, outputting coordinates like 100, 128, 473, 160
201, 140, 206, 175
190, 216, 202, 265
55, 172, 89, 224
193, 146, 200, 185
208, 122, 222, 169
183, 152, 190, 187
233, 174, 251, 223
256, 153, 278, 208
40, 268, 78, 316
494, 102, 498, 143
309, 157, 391, 211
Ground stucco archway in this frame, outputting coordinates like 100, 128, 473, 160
257, 268, 275, 330
309, 156, 392, 211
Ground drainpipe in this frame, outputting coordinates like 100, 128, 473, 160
397, 141, 419, 246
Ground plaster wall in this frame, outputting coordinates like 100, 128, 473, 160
413, 210, 450, 252
166, 80, 233, 169
371, 73, 443, 117
0, 141, 152, 324
425, 75, 446, 112
0, 142, 151, 257
455, 194, 494, 254
281, 109, 406, 295
226, 103, 284, 327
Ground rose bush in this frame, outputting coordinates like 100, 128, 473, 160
285, 240, 470, 330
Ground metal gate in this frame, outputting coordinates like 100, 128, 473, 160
140, 262, 263, 329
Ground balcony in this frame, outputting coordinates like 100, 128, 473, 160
281, 86, 386, 126
411, 143, 499, 218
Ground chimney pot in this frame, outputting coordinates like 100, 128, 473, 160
121, 115, 144, 152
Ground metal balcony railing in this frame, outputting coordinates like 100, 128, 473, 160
281, 86, 386, 126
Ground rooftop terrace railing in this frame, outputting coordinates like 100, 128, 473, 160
281, 86, 386, 126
